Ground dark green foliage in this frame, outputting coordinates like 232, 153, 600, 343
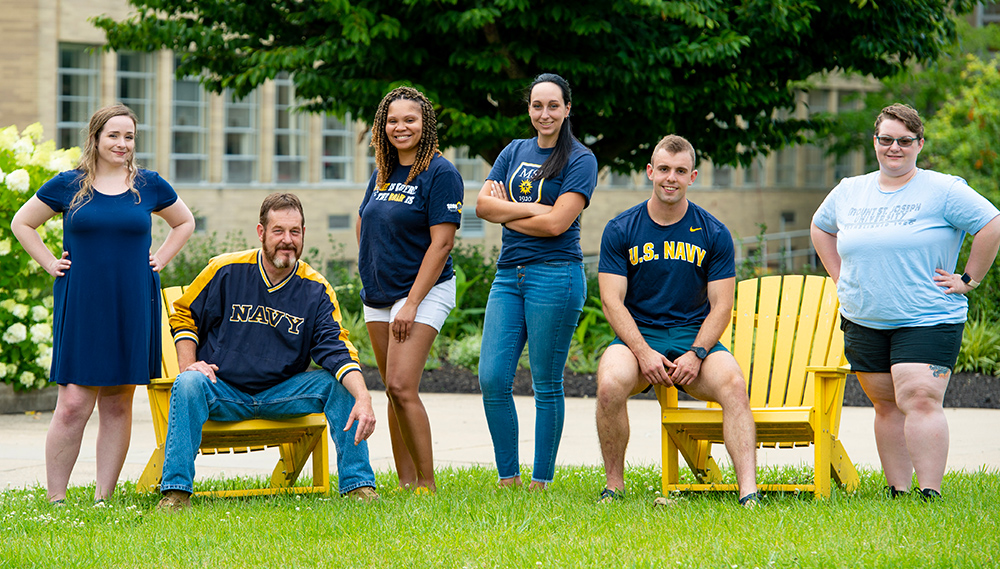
94, 0, 975, 173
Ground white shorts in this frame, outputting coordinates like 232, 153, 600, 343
362, 276, 457, 332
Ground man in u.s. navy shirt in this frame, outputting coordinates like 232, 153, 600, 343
595, 135, 759, 506
157, 193, 379, 510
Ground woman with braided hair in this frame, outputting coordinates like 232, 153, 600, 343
357, 86, 463, 493
475, 73, 598, 489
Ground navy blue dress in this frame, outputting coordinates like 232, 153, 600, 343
36, 169, 178, 386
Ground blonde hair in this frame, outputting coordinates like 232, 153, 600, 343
369, 87, 440, 187
71, 104, 140, 211
652, 135, 697, 168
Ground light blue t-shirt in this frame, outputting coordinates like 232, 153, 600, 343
812, 169, 999, 329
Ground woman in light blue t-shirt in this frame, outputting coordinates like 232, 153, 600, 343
475, 73, 598, 489
811, 103, 1000, 500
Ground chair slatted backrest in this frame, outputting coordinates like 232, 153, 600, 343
159, 286, 186, 380
721, 275, 844, 410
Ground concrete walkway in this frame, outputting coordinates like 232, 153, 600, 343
3, 387, 999, 491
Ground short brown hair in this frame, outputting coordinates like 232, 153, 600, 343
259, 192, 304, 228
651, 135, 697, 168
874, 103, 924, 140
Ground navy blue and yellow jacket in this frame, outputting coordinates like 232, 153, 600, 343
169, 249, 361, 394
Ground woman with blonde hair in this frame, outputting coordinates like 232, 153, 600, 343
11, 103, 194, 504
357, 87, 463, 492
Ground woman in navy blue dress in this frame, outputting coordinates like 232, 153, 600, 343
11, 104, 194, 504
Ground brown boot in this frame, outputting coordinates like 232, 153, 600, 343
345, 486, 379, 502
156, 490, 192, 512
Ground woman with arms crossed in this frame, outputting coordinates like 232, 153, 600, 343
475, 73, 598, 489
357, 87, 463, 493
811, 103, 1000, 500
11, 104, 195, 504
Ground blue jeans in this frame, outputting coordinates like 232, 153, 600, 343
478, 262, 586, 483
160, 369, 376, 495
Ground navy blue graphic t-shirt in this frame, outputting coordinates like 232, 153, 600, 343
599, 201, 735, 329
358, 154, 463, 308
487, 138, 598, 267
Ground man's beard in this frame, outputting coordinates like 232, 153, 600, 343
264, 242, 301, 269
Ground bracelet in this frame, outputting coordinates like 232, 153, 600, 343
961, 273, 981, 289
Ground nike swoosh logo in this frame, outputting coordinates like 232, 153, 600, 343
689, 227, 702, 232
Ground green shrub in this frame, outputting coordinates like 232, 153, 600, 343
955, 316, 1000, 375
157, 229, 249, 288
0, 124, 78, 391
446, 331, 483, 373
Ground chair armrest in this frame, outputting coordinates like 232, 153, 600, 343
805, 365, 850, 376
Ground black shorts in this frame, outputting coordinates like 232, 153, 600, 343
840, 318, 965, 373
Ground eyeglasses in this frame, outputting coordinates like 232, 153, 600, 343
875, 135, 921, 148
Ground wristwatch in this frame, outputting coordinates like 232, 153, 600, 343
689, 346, 708, 360
961, 273, 981, 289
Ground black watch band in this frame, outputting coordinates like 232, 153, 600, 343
689, 346, 708, 360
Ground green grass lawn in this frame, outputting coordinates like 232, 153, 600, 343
2, 464, 997, 568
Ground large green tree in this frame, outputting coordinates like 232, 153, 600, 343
95, 0, 974, 173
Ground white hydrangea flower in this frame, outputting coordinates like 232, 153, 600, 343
0, 299, 16, 312
0, 239, 10, 256
19, 371, 36, 387
13, 138, 34, 165
48, 154, 75, 173
11, 304, 29, 319
42, 296, 54, 309
3, 323, 28, 344
4, 168, 30, 193
29, 140, 54, 168
0, 126, 18, 151
0, 362, 8, 379
21, 122, 44, 143
31, 305, 48, 321
30, 323, 51, 343
0, 166, 5, 185
14, 289, 28, 301
35, 352, 52, 373
44, 218, 63, 232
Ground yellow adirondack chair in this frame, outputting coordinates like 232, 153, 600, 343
136, 286, 331, 498
657, 274, 859, 498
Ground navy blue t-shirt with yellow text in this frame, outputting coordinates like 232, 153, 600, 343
599, 201, 735, 329
358, 154, 463, 308
487, 138, 598, 267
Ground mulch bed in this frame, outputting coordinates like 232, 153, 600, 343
363, 364, 1000, 409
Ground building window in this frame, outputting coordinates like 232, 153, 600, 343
117, 51, 156, 167
803, 90, 830, 187
193, 216, 207, 233
171, 60, 207, 183
459, 208, 485, 238
742, 158, 765, 187
57, 44, 99, 151
274, 73, 306, 183
328, 214, 351, 230
712, 164, 733, 188
224, 89, 258, 184
454, 146, 486, 184
363, 132, 378, 180
774, 147, 797, 187
322, 113, 353, 182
